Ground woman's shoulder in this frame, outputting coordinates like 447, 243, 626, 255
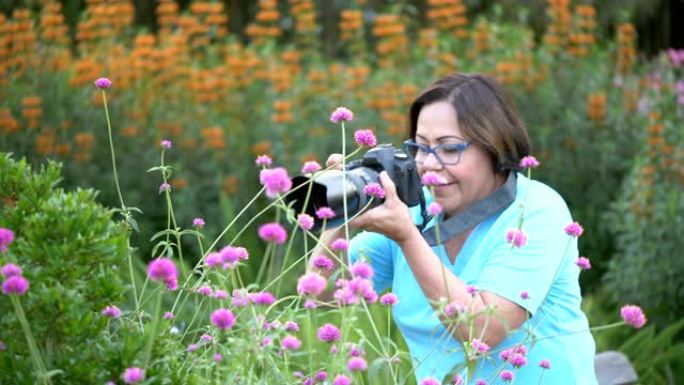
514, 173, 572, 219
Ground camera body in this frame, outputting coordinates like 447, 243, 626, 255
286, 144, 422, 231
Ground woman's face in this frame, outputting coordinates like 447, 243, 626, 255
415, 101, 503, 217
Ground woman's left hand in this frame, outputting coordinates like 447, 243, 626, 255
351, 171, 419, 244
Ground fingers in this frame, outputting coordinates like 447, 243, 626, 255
378, 171, 398, 200
326, 154, 344, 170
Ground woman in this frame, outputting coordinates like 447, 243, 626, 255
320, 73, 597, 384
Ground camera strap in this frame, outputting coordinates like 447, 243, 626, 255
421, 172, 517, 246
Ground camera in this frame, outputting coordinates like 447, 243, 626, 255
285, 144, 423, 231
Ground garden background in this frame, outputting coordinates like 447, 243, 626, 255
0, 0, 683, 384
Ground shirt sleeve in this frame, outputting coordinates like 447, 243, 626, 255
474, 192, 578, 316
348, 230, 395, 294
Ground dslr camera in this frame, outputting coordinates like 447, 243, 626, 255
285, 144, 423, 231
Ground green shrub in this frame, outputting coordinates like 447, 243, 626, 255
0, 153, 129, 383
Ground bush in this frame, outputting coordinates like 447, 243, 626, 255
0, 153, 129, 383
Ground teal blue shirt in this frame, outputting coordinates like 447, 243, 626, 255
349, 174, 597, 384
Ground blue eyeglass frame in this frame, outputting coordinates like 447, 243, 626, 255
403, 139, 471, 166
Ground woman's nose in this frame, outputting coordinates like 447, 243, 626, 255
421, 152, 443, 169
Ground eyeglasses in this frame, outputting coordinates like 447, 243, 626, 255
403, 139, 471, 166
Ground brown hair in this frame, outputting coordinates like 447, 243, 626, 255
408, 73, 531, 172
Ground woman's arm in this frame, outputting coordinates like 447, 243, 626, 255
353, 172, 527, 348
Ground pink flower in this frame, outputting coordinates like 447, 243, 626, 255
102, 305, 122, 318
2, 275, 29, 295
539, 359, 551, 369
564, 221, 584, 237
333, 374, 351, 385
621, 305, 647, 328
304, 298, 318, 308
281, 335, 302, 350
379, 292, 399, 306
250, 291, 276, 305
511, 353, 528, 368
200, 333, 213, 342
330, 107, 353, 123
575, 256, 591, 270
500, 370, 514, 382
520, 291, 530, 300
0, 228, 15, 253
476, 380, 488, 385
210, 308, 236, 330
232, 289, 250, 307
285, 320, 299, 331
1, 263, 22, 278
519, 155, 540, 169
164, 311, 174, 319
94, 77, 112, 89
160, 139, 172, 149
147, 258, 178, 291
347, 356, 367, 371
315, 206, 336, 220
314, 370, 327, 382
258, 223, 288, 244
301, 161, 322, 173
260, 167, 292, 198
470, 338, 489, 354
466, 285, 478, 295
187, 343, 199, 352
220, 245, 249, 264
427, 202, 442, 216
310, 254, 334, 271
159, 183, 171, 193
420, 378, 441, 385
350, 261, 374, 279
213, 353, 222, 362
193, 217, 205, 228
197, 286, 213, 296
331, 238, 349, 251
363, 183, 386, 199
122, 367, 144, 384
255, 154, 273, 167
422, 171, 447, 186
297, 272, 328, 296
354, 129, 377, 147
317, 323, 341, 343
205, 252, 222, 268
214, 289, 228, 299
506, 228, 528, 247
444, 301, 466, 317
298, 214, 315, 231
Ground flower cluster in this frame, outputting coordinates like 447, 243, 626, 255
147, 257, 179, 291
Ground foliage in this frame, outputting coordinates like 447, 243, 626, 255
0, 153, 129, 383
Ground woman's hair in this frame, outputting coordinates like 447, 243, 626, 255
408, 73, 531, 173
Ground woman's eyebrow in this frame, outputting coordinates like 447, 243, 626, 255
415, 134, 465, 141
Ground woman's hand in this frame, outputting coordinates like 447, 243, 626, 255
351, 171, 418, 244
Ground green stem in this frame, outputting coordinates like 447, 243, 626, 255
143, 287, 163, 367
11, 295, 50, 385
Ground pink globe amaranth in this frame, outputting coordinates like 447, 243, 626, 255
315, 206, 335, 220
330, 107, 353, 123
350, 261, 374, 279
427, 202, 443, 216
311, 254, 334, 271
519, 155, 540, 169
0, 228, 15, 253
281, 335, 302, 350
347, 356, 368, 371
259, 167, 292, 198
564, 221, 584, 237
420, 378, 441, 385
506, 228, 528, 247
210, 308, 236, 330
1, 275, 29, 295
250, 291, 276, 305
354, 129, 377, 147
94, 77, 112, 89
147, 258, 178, 289
258, 223, 288, 244
301, 161, 322, 173
102, 305, 122, 318
317, 323, 341, 343
620, 305, 647, 328
500, 370, 515, 382
379, 292, 399, 306
539, 359, 551, 369
332, 374, 352, 385
421, 171, 447, 186
363, 183, 386, 199
122, 367, 144, 384
192, 217, 205, 228
160, 139, 172, 149
297, 272, 328, 296
575, 256, 592, 270
331, 238, 349, 252
255, 154, 273, 166
297, 213, 315, 231
1, 263, 22, 278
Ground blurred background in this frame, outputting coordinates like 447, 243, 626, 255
0, 0, 682, 382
